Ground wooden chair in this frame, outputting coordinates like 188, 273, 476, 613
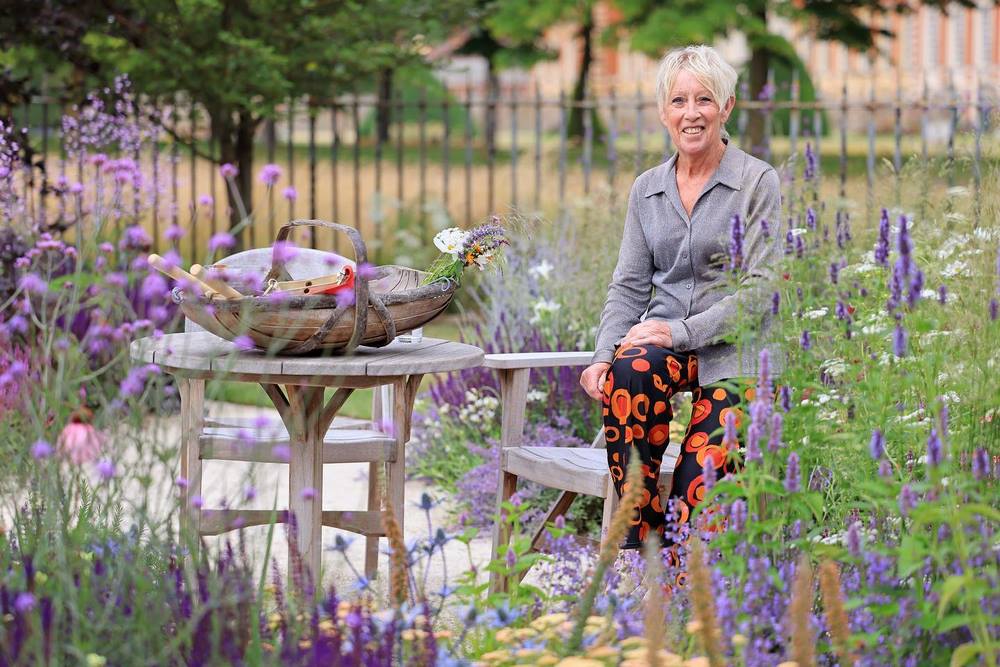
178, 246, 397, 579
486, 351, 677, 593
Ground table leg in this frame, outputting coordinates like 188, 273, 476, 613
283, 385, 326, 588
177, 377, 204, 550
386, 375, 422, 571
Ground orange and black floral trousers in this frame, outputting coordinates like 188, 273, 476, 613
602, 343, 749, 549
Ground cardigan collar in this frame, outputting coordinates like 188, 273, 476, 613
644, 139, 745, 198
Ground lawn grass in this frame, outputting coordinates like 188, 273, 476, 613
208, 317, 464, 418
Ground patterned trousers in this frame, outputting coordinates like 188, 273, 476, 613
602, 343, 750, 549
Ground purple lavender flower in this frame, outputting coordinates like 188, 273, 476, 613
874, 209, 890, 266
972, 448, 989, 480
756, 348, 771, 399
795, 234, 805, 258
259, 163, 282, 186
835, 299, 848, 321
938, 284, 948, 304
804, 142, 816, 181
806, 207, 817, 230
31, 440, 53, 459
785, 228, 795, 255
893, 323, 907, 357
800, 330, 811, 351
771, 291, 780, 315
780, 385, 791, 413
784, 451, 800, 493
991, 299, 998, 321
767, 412, 783, 452
878, 459, 892, 477
208, 232, 236, 254
846, 521, 862, 558
898, 484, 918, 516
728, 213, 744, 271
703, 456, 717, 492
907, 269, 923, 308
926, 428, 942, 468
760, 218, 770, 238
729, 500, 747, 533
219, 163, 238, 179
829, 262, 839, 284
869, 428, 885, 460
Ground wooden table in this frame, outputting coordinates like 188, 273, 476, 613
130, 331, 483, 580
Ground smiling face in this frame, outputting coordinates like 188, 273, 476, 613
659, 68, 735, 159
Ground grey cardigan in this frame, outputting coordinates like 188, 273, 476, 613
592, 141, 783, 386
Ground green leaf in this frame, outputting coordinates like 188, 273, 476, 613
936, 574, 970, 618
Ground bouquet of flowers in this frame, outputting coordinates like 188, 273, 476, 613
423, 220, 507, 286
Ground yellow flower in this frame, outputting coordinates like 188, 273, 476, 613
85, 655, 107, 667
620, 637, 647, 649
513, 627, 538, 640
731, 633, 748, 647
531, 613, 569, 631
480, 649, 511, 662
536, 657, 560, 666
584, 645, 620, 659
495, 628, 515, 644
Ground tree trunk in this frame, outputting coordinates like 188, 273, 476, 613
485, 57, 499, 158
567, 10, 604, 144
376, 68, 393, 144
746, 5, 770, 159
214, 108, 258, 249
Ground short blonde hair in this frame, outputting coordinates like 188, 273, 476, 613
655, 45, 738, 118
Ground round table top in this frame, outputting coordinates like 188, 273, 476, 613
130, 331, 484, 379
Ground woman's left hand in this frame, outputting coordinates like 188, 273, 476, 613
620, 320, 673, 349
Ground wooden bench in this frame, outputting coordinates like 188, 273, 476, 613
486, 351, 676, 593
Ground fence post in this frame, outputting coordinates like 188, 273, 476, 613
634, 84, 643, 177
839, 79, 848, 201
558, 89, 568, 210
308, 102, 318, 249
534, 82, 542, 212
607, 85, 618, 200
510, 84, 518, 210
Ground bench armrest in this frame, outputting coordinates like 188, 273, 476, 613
483, 351, 595, 370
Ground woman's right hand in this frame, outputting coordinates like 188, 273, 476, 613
580, 362, 611, 401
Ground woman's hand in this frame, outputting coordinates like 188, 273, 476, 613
620, 320, 673, 349
580, 362, 611, 401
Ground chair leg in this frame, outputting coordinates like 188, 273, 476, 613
177, 378, 205, 557
365, 461, 382, 580
489, 470, 518, 594
600, 477, 619, 545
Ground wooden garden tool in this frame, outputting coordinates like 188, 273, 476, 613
190, 264, 244, 299
147, 254, 223, 299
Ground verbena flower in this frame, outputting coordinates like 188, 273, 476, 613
259, 163, 282, 186
197, 194, 213, 208
219, 163, 238, 179
95, 459, 116, 481
31, 439, 53, 459
282, 185, 297, 202
208, 232, 236, 253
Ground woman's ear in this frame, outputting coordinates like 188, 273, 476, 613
721, 95, 736, 123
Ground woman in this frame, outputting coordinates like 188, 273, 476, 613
579, 45, 782, 552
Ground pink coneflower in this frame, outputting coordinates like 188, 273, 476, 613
57, 409, 105, 465
219, 163, 239, 179
259, 163, 282, 186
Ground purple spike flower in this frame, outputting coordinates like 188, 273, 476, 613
784, 451, 801, 493
893, 323, 907, 357
846, 521, 862, 558
972, 448, 989, 480
874, 208, 890, 266
757, 348, 772, 399
926, 428, 942, 467
771, 291, 780, 315
804, 142, 816, 181
780, 385, 792, 413
829, 262, 839, 284
729, 500, 747, 533
869, 428, 885, 460
703, 457, 717, 492
800, 330, 811, 351
795, 234, 805, 258
907, 269, 924, 308
991, 299, 998, 321
767, 411, 783, 452
806, 207, 817, 230
728, 214, 744, 272
898, 484, 918, 516
938, 284, 948, 304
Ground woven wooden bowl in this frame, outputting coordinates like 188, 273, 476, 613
173, 219, 456, 354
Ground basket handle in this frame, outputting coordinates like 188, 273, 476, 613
268, 219, 370, 354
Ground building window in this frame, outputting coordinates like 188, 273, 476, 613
925, 9, 940, 69
984, 3, 997, 66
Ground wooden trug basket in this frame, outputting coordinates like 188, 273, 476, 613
173, 219, 457, 355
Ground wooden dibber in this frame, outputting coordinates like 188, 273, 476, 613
190, 264, 244, 299
147, 254, 223, 299
274, 265, 355, 296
